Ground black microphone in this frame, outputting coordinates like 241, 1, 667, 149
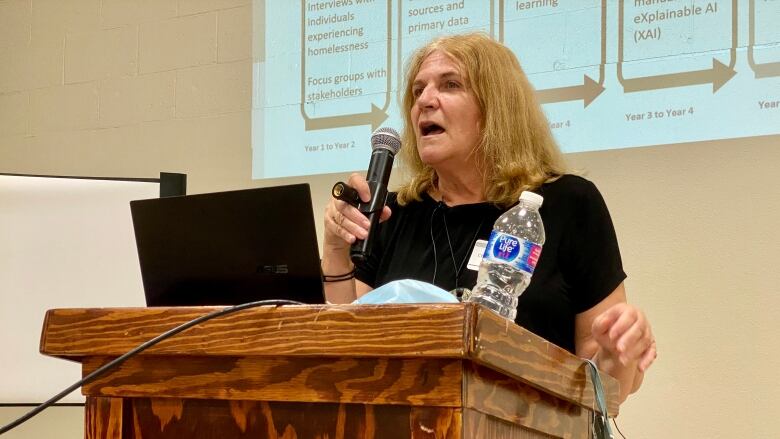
350, 127, 401, 264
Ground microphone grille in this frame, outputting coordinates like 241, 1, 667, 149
371, 127, 401, 155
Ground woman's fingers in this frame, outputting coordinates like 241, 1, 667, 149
347, 173, 372, 202
330, 208, 354, 243
337, 204, 370, 241
615, 320, 650, 365
592, 304, 622, 337
607, 305, 639, 342
638, 339, 657, 372
379, 205, 392, 222
325, 198, 371, 244
592, 303, 655, 370
324, 200, 350, 243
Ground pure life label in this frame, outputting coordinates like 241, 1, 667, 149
483, 231, 542, 274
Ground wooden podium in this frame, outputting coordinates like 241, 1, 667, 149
40, 304, 618, 438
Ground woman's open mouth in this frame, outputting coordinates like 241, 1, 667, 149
420, 121, 445, 137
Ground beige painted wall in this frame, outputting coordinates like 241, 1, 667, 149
1, 1, 778, 437
0, 406, 83, 439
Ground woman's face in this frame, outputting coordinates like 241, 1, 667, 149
410, 51, 482, 169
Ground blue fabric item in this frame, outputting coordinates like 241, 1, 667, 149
353, 279, 460, 304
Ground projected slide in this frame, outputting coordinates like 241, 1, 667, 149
252, 0, 780, 179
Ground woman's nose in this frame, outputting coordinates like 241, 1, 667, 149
416, 86, 438, 109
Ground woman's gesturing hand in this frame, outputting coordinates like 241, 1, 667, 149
323, 173, 391, 250
591, 303, 657, 372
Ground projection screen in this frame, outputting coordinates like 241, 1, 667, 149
252, 0, 780, 179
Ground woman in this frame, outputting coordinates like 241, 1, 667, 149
321, 33, 655, 402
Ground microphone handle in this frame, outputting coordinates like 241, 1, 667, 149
350, 147, 395, 264
350, 182, 387, 264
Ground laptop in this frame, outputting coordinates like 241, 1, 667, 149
130, 183, 325, 306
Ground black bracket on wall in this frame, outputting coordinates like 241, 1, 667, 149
159, 172, 187, 198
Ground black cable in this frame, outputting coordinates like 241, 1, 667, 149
613, 417, 627, 439
0, 299, 302, 436
429, 202, 441, 285
441, 214, 484, 290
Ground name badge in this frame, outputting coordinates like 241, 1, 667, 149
467, 239, 487, 271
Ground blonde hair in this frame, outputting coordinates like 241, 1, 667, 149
395, 33, 567, 208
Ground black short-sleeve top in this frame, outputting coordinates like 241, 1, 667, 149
354, 174, 626, 353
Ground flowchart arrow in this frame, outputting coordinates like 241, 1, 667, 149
748, 0, 780, 79
304, 104, 389, 131
750, 62, 780, 79
536, 75, 605, 107
503, 0, 608, 107
300, 0, 392, 132
617, 0, 738, 94
620, 58, 736, 93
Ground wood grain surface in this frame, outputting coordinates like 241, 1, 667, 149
470, 307, 620, 416
463, 363, 588, 439
87, 397, 464, 439
81, 356, 463, 407
85, 397, 124, 439
40, 305, 470, 358
83, 396, 591, 439
41, 304, 618, 415
462, 408, 561, 439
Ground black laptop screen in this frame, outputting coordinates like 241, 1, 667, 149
130, 184, 324, 306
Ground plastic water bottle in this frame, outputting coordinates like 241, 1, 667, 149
467, 191, 545, 320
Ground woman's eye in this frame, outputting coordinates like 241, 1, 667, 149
412, 88, 423, 97
446, 81, 460, 89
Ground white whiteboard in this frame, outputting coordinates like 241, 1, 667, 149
0, 175, 159, 403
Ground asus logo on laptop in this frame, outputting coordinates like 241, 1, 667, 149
257, 264, 289, 274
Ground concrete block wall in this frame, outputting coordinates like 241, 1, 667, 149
0, 3, 256, 436
0, 0, 253, 189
